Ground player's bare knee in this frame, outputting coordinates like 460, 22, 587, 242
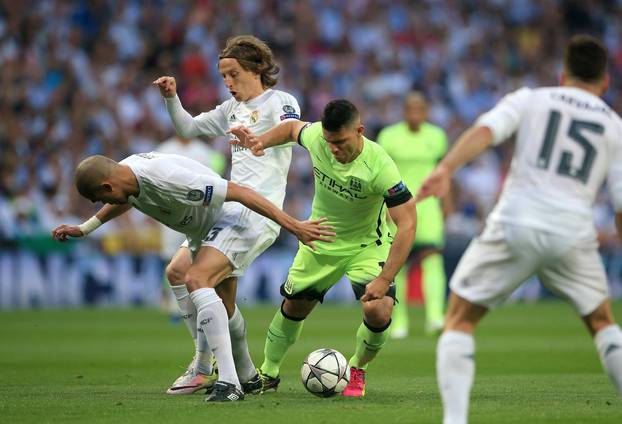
282, 298, 313, 320
365, 314, 391, 328
184, 270, 219, 291
362, 301, 392, 327
444, 308, 476, 333
445, 317, 475, 334
443, 293, 486, 333
365, 313, 391, 328
165, 263, 186, 285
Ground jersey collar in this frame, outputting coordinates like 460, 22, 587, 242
243, 89, 273, 108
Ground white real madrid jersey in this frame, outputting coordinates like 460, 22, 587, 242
476, 86, 622, 240
120, 152, 228, 244
165, 89, 300, 227
155, 136, 226, 258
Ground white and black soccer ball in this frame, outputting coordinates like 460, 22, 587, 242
301, 348, 350, 397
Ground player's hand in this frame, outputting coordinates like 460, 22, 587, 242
360, 277, 392, 302
227, 126, 266, 156
293, 217, 336, 251
416, 164, 452, 202
51, 224, 84, 242
152, 76, 177, 98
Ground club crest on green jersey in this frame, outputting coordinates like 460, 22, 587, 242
349, 177, 362, 192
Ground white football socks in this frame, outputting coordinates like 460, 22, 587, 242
437, 330, 475, 424
229, 305, 257, 383
595, 324, 622, 395
195, 325, 214, 375
171, 284, 213, 374
191, 287, 240, 389
170, 284, 197, 341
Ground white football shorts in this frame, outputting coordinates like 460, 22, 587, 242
183, 202, 279, 277
450, 222, 609, 316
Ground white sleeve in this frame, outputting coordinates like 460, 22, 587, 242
475, 87, 532, 145
154, 161, 228, 211
608, 137, 622, 212
164, 95, 229, 138
274, 93, 301, 124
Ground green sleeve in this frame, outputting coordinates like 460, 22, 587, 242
298, 121, 322, 151
373, 150, 410, 204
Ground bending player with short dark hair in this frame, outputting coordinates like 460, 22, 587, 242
52, 152, 334, 402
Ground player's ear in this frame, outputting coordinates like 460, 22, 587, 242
101, 182, 113, 192
356, 123, 365, 136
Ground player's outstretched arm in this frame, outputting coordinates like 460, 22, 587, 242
361, 198, 417, 302
416, 125, 493, 202
225, 181, 335, 250
228, 120, 308, 156
51, 203, 133, 242
152, 76, 208, 138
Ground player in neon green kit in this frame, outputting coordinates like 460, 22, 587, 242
229, 99, 417, 397
377, 92, 448, 337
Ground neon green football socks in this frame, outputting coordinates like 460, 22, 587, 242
422, 253, 446, 329
390, 266, 409, 336
349, 320, 390, 370
260, 308, 304, 378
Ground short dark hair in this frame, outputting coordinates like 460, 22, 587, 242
321, 99, 359, 132
218, 35, 279, 88
74, 155, 117, 199
564, 34, 608, 83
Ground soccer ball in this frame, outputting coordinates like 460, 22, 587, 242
301, 348, 350, 397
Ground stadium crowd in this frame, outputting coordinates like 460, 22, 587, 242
1, 0, 621, 253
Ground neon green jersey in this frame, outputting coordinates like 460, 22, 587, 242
377, 121, 447, 193
378, 121, 447, 245
299, 122, 410, 255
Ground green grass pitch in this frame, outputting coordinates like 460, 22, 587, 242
1, 302, 621, 423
